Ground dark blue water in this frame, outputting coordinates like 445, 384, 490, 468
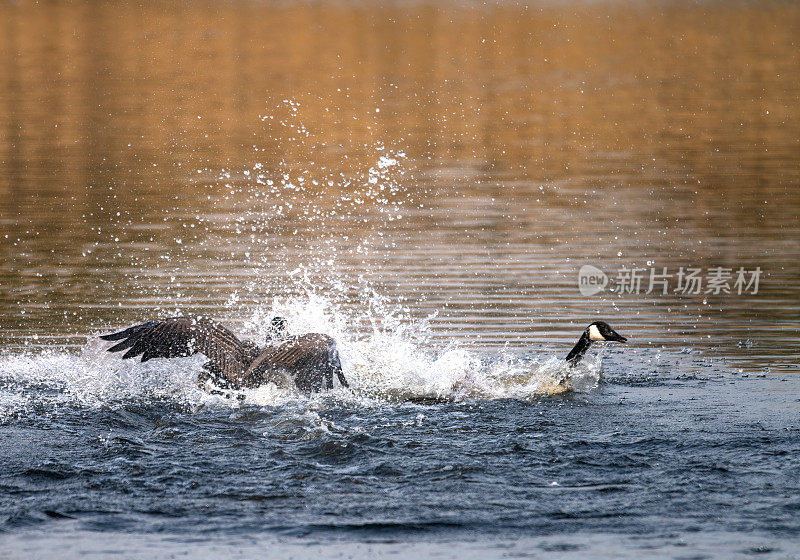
2, 348, 798, 559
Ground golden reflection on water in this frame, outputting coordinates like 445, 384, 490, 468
0, 2, 798, 371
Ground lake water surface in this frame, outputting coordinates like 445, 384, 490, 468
1, 2, 799, 558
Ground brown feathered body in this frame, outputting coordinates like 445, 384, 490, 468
99, 316, 347, 392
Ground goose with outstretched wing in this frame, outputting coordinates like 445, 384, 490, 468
100, 316, 348, 392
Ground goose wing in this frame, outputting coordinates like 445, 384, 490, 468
100, 316, 252, 383
243, 333, 346, 391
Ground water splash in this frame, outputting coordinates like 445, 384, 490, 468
0, 105, 604, 418
0, 294, 602, 420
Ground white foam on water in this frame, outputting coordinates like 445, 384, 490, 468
0, 294, 602, 418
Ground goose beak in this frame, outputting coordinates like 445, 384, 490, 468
606, 329, 627, 343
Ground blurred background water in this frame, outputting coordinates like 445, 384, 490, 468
0, 1, 799, 558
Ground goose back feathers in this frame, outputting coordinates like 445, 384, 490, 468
100, 316, 347, 392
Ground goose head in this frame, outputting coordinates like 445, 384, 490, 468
587, 321, 627, 343
566, 320, 627, 366
267, 316, 289, 344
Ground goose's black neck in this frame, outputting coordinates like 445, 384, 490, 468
565, 330, 593, 367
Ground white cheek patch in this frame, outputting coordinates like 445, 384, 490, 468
588, 324, 606, 341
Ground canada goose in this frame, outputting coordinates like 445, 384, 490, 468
100, 315, 348, 392
565, 321, 627, 366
